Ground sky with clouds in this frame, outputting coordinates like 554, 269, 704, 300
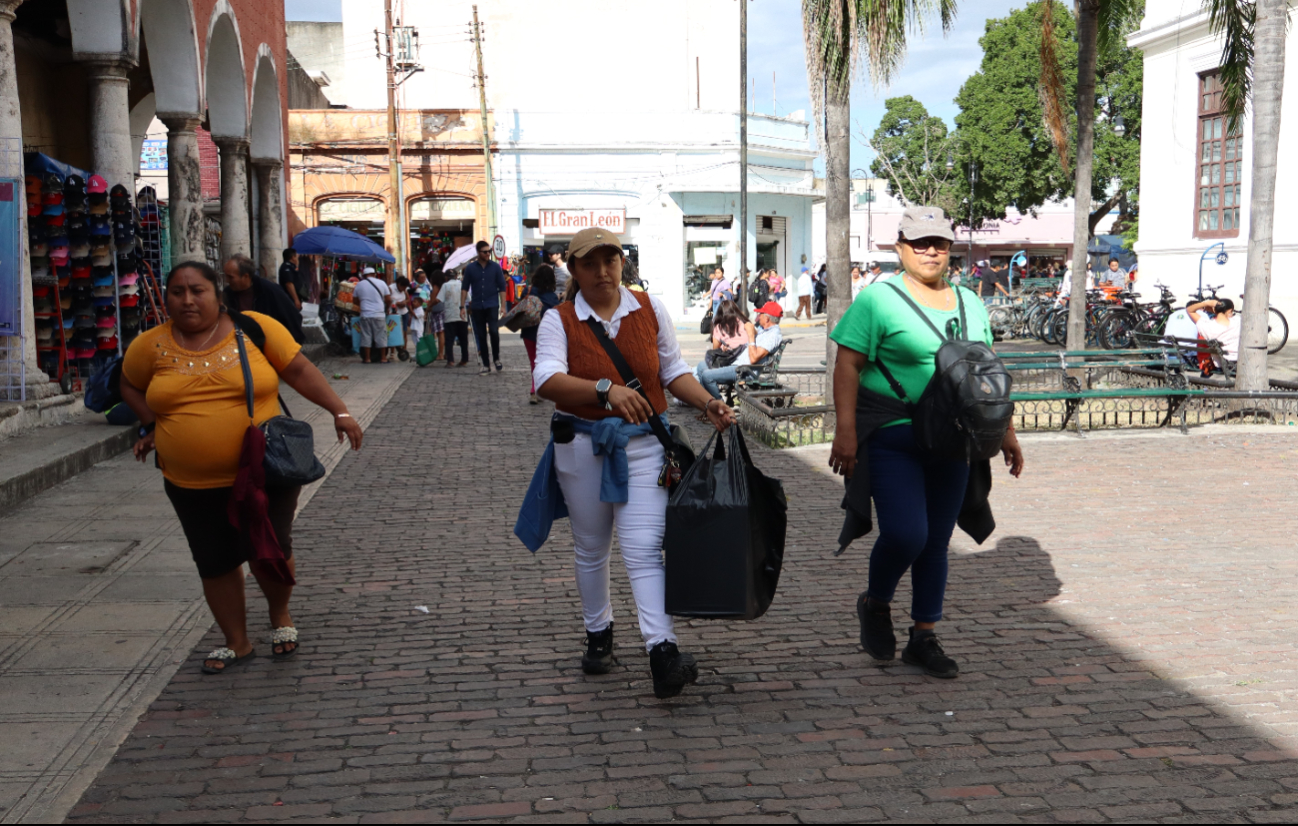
286, 0, 1025, 167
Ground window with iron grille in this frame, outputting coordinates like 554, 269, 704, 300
1196, 72, 1242, 238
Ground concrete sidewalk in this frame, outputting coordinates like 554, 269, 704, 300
0, 355, 414, 824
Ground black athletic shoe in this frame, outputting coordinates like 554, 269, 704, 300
901, 627, 959, 679
857, 592, 897, 661
649, 641, 698, 699
581, 624, 616, 675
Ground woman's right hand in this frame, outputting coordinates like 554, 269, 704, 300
608, 384, 654, 424
133, 433, 156, 463
829, 429, 857, 478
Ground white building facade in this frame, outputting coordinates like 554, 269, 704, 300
329, 0, 820, 321
1129, 3, 1298, 330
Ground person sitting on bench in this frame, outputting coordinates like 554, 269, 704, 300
693, 301, 783, 400
1187, 298, 1241, 369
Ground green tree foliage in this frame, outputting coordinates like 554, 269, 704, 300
866, 96, 959, 213
950, 0, 1141, 233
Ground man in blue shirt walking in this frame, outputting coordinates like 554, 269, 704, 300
462, 240, 508, 374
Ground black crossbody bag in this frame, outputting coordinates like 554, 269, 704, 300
233, 323, 327, 487
582, 317, 696, 490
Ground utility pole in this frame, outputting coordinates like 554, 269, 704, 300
738, 0, 748, 314
471, 6, 498, 239
381, 0, 403, 277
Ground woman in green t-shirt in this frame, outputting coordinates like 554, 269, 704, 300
828, 206, 1025, 680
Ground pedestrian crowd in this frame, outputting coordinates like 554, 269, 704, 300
110, 206, 1026, 701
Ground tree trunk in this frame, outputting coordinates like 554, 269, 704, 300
1066, 0, 1099, 352
1236, 0, 1288, 391
824, 85, 852, 406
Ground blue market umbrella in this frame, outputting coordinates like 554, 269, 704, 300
291, 225, 395, 263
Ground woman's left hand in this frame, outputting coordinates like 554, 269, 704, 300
335, 414, 364, 450
1001, 429, 1024, 478
704, 399, 737, 432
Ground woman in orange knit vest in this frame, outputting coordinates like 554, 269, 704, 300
527, 227, 735, 699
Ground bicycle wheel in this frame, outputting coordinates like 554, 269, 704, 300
1267, 306, 1289, 354
987, 306, 1014, 339
1048, 310, 1068, 346
1101, 310, 1136, 350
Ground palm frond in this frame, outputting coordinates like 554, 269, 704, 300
1097, 0, 1143, 53
1206, 0, 1256, 133
803, 0, 957, 145
1038, 0, 1071, 175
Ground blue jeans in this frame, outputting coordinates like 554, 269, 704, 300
694, 361, 737, 400
865, 424, 970, 623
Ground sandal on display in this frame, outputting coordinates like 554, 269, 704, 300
271, 626, 299, 661
201, 647, 255, 674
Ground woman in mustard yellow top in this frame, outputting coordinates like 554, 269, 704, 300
120, 261, 363, 674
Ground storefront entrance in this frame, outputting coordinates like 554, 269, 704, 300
409, 197, 475, 272
316, 198, 385, 246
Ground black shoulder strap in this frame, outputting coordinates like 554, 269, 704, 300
581, 315, 677, 456
229, 311, 293, 419
230, 311, 267, 351
872, 279, 964, 405
883, 281, 951, 342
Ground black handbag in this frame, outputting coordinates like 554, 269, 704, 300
233, 328, 327, 487
705, 347, 743, 369
664, 426, 786, 620
699, 311, 713, 336
582, 317, 695, 489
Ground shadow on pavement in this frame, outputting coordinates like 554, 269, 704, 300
67, 365, 1298, 823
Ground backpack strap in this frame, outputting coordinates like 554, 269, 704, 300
883, 280, 952, 342
581, 315, 678, 457
872, 279, 963, 405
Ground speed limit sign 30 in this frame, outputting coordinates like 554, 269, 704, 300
492, 235, 506, 260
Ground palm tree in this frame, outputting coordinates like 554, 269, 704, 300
1207, 0, 1288, 390
1037, 0, 1140, 352
801, 0, 956, 402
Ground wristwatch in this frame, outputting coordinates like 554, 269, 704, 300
137, 422, 155, 440
595, 378, 613, 410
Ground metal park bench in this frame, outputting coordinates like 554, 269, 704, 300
1132, 333, 1234, 381
719, 339, 793, 407
1000, 348, 1203, 435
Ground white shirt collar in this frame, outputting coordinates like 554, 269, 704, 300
572, 286, 641, 324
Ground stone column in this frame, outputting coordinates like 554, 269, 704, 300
80, 57, 137, 192
213, 137, 251, 263
158, 113, 205, 265
253, 160, 284, 281
0, 0, 53, 397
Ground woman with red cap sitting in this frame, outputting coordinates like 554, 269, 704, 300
693, 300, 784, 400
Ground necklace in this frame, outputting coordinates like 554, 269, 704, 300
905, 274, 954, 310
175, 319, 222, 352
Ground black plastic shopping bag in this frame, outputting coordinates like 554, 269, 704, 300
664, 427, 787, 620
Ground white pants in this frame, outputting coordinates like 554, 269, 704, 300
553, 432, 675, 650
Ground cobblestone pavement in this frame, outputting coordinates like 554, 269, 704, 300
66, 337, 1298, 823
0, 356, 413, 824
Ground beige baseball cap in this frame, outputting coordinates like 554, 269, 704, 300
898, 206, 955, 242
567, 227, 623, 260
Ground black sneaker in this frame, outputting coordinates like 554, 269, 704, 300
857, 592, 896, 661
901, 627, 959, 679
581, 624, 616, 675
648, 641, 698, 699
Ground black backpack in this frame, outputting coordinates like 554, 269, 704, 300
875, 282, 1014, 462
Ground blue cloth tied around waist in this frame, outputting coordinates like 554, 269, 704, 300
514, 413, 667, 553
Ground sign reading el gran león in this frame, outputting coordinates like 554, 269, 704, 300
538, 209, 626, 235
